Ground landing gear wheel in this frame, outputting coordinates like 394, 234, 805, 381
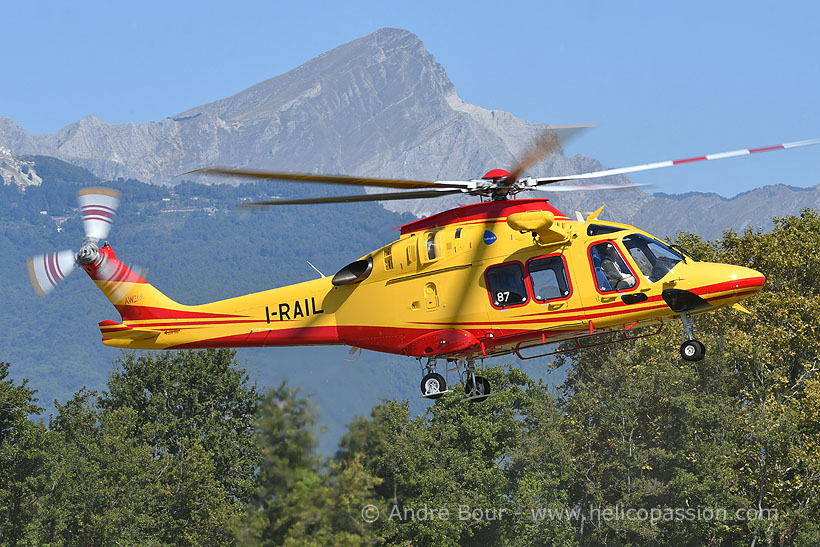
421, 373, 447, 399
464, 376, 491, 402
680, 340, 705, 361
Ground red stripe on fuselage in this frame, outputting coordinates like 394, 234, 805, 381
410, 276, 766, 328
399, 199, 568, 235
116, 305, 249, 321
167, 325, 341, 349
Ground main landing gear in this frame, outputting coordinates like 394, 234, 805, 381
463, 360, 492, 403
418, 358, 493, 402
419, 357, 451, 399
679, 313, 706, 362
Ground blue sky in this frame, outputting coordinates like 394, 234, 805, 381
4, 0, 818, 196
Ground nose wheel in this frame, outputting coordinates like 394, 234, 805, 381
680, 339, 705, 361
679, 313, 706, 362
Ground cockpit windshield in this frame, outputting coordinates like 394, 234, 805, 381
622, 234, 685, 282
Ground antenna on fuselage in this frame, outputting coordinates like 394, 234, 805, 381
306, 260, 326, 278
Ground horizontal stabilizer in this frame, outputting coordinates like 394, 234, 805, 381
99, 320, 161, 344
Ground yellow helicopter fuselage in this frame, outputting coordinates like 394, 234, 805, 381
89, 199, 764, 360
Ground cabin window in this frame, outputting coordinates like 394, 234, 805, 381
528, 256, 570, 301
486, 263, 528, 308
622, 234, 684, 282
589, 242, 637, 292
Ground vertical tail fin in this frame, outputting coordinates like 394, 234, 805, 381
80, 244, 186, 321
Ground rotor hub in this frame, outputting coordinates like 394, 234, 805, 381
76, 241, 101, 266
482, 168, 511, 180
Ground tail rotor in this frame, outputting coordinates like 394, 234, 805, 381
27, 250, 78, 296
27, 187, 122, 296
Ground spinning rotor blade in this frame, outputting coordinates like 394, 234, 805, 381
27, 250, 77, 296
501, 124, 595, 196
534, 138, 820, 186
239, 188, 463, 208
531, 182, 648, 192
78, 187, 121, 242
184, 167, 471, 191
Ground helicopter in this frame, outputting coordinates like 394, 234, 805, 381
28, 134, 820, 402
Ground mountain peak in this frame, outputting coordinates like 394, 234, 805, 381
174, 27, 452, 124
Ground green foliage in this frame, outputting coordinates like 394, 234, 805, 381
101, 349, 261, 502
0, 350, 260, 545
238, 382, 385, 546
337, 367, 575, 546
0, 362, 49, 542
549, 210, 820, 545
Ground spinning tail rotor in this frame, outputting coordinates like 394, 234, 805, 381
28, 187, 124, 296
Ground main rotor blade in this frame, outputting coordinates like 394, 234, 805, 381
184, 167, 471, 190
534, 138, 820, 186
239, 188, 464, 208
530, 182, 648, 192
506, 124, 595, 184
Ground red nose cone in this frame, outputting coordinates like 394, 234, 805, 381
483, 169, 511, 179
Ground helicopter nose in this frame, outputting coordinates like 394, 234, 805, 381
727, 266, 766, 298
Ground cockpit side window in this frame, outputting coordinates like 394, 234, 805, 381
528, 255, 571, 301
486, 263, 528, 308
589, 241, 637, 292
622, 234, 684, 282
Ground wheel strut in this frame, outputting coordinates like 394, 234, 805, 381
462, 359, 492, 402
419, 357, 448, 399
679, 313, 705, 361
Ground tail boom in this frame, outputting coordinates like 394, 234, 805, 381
88, 245, 340, 350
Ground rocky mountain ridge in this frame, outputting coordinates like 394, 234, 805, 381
0, 147, 42, 189
1, 28, 818, 239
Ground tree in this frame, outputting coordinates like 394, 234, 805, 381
337, 366, 575, 546
100, 349, 261, 503
239, 382, 385, 546
238, 382, 321, 544
0, 362, 49, 543
32, 349, 261, 545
